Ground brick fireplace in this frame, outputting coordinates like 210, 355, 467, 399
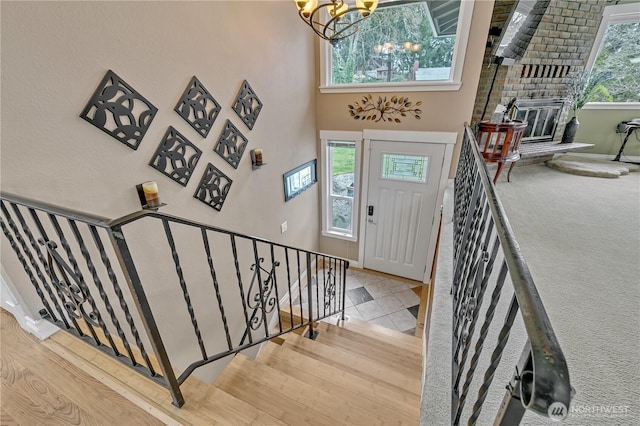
472, 0, 609, 141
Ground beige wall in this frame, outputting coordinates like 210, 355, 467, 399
316, 0, 495, 260
1, 1, 319, 248
574, 108, 640, 157
1, 1, 318, 382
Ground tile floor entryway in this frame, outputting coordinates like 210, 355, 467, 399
291, 267, 423, 335
342, 268, 422, 335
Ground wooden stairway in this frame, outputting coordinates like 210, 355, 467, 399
44, 315, 423, 425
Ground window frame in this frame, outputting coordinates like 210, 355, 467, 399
320, 131, 362, 242
583, 2, 640, 108
318, 0, 475, 93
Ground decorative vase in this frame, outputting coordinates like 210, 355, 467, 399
561, 116, 579, 144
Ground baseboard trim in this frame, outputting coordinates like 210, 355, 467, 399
1, 274, 58, 340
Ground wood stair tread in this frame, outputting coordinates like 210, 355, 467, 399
322, 316, 423, 353
315, 321, 423, 372
280, 332, 422, 396
221, 354, 413, 426
40, 304, 426, 425
215, 355, 339, 426
44, 331, 213, 425
48, 329, 289, 426
257, 341, 420, 420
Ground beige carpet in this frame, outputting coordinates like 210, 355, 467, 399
422, 164, 640, 425
546, 154, 640, 178
496, 163, 640, 425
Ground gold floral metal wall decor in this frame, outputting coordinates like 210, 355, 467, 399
348, 94, 422, 123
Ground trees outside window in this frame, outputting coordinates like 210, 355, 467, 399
331, 2, 456, 85
586, 3, 640, 103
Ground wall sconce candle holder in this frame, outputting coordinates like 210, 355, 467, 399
250, 149, 265, 170
136, 182, 166, 210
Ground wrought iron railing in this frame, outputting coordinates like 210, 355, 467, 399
0, 193, 348, 407
450, 126, 572, 424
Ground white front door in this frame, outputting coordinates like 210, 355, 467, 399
362, 132, 450, 281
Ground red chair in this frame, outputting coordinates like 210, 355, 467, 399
476, 120, 528, 184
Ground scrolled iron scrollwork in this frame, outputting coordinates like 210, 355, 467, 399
246, 258, 280, 331
323, 266, 336, 309
39, 239, 100, 327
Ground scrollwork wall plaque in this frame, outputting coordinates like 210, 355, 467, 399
174, 76, 221, 138
214, 120, 249, 169
194, 163, 233, 211
232, 80, 263, 131
149, 126, 202, 186
348, 94, 422, 123
80, 70, 157, 150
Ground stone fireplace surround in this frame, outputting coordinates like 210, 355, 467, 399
472, 0, 608, 141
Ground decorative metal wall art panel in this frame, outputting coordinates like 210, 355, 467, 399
348, 94, 422, 123
149, 127, 202, 187
214, 120, 249, 169
194, 163, 233, 211
174, 76, 221, 138
80, 70, 157, 150
232, 80, 263, 130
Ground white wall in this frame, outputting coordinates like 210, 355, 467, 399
1, 1, 319, 383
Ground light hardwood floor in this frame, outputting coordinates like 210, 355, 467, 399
0, 308, 164, 426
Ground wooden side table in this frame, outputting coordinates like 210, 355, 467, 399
476, 120, 528, 184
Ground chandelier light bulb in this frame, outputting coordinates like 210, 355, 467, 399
356, 0, 378, 17
296, 0, 318, 18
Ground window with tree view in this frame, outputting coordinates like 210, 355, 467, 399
321, 132, 361, 241
587, 4, 640, 103
330, 1, 458, 85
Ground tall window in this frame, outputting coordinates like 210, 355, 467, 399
586, 3, 640, 104
320, 131, 362, 241
320, 0, 474, 93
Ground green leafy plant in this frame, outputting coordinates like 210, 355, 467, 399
566, 71, 612, 118
348, 94, 422, 123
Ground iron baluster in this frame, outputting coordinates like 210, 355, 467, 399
231, 234, 252, 345
453, 237, 503, 424
305, 252, 317, 339
245, 257, 279, 333
109, 227, 184, 407
0, 202, 62, 324
163, 219, 207, 361
285, 248, 294, 330
296, 250, 304, 326
251, 241, 269, 337
270, 244, 283, 334
68, 220, 121, 354
201, 229, 233, 352
1, 191, 350, 408
453, 207, 492, 362
341, 260, 348, 321
29, 208, 82, 332
89, 226, 137, 363
47, 214, 102, 344
453, 204, 490, 347
446, 127, 572, 424
468, 294, 519, 425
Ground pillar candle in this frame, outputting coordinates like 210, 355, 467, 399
142, 181, 160, 207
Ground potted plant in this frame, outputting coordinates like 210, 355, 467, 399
561, 70, 610, 143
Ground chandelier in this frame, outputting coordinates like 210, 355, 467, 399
295, 0, 379, 46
